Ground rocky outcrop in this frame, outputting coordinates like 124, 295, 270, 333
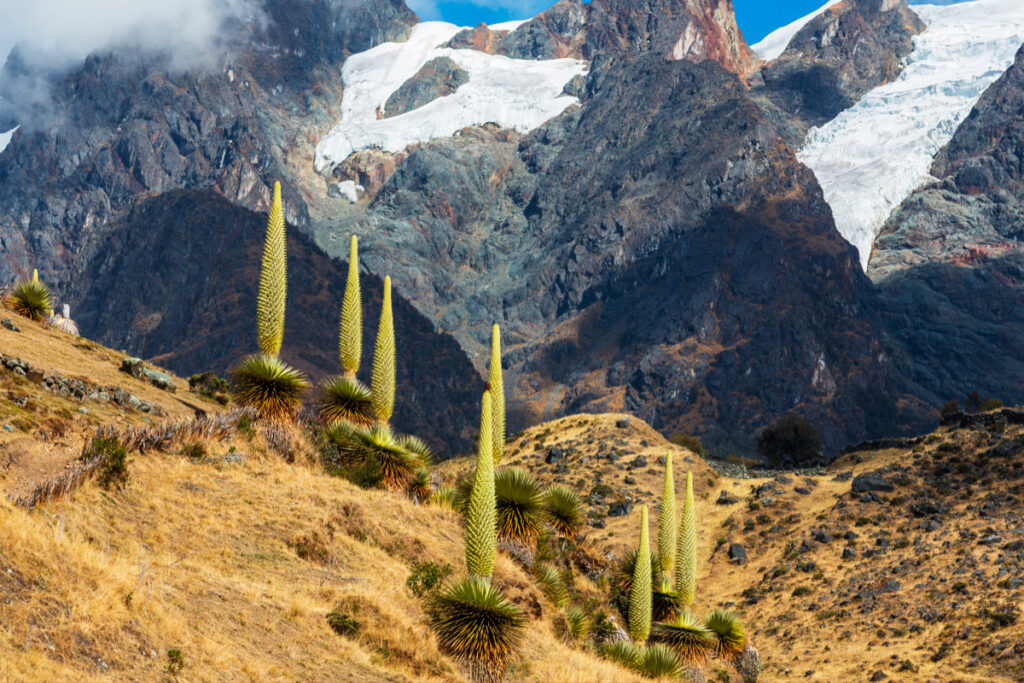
74, 190, 479, 452
452, 0, 758, 77
756, 0, 924, 133
382, 57, 469, 118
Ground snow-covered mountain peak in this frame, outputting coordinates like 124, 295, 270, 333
751, 0, 841, 61
314, 21, 587, 200
796, 0, 1024, 271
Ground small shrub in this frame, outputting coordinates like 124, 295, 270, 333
756, 414, 822, 467
236, 413, 255, 437
964, 390, 984, 413
940, 399, 959, 419
326, 609, 361, 637
84, 436, 130, 490
180, 441, 206, 460
980, 398, 1003, 412
406, 560, 453, 598
165, 648, 184, 676
668, 433, 707, 457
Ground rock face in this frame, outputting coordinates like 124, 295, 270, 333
383, 57, 469, 118
75, 190, 480, 452
452, 0, 758, 77
757, 0, 924, 134
870, 44, 1024, 409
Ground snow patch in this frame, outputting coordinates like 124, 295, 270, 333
751, 0, 841, 61
797, 0, 1024, 270
336, 180, 364, 203
0, 126, 17, 155
314, 21, 587, 178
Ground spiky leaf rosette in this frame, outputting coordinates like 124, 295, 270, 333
432, 485, 461, 511
651, 611, 715, 665
601, 640, 641, 668
256, 181, 287, 357
565, 607, 591, 644
675, 471, 697, 606
614, 548, 661, 596
429, 578, 525, 683
398, 434, 434, 463
658, 452, 677, 577
533, 564, 569, 609
488, 324, 505, 465
230, 354, 307, 420
339, 234, 362, 377
326, 422, 425, 490
317, 376, 374, 426
636, 644, 682, 679
465, 391, 497, 580
7, 277, 53, 322
495, 467, 543, 547
408, 467, 431, 503
629, 505, 653, 645
704, 609, 747, 662
652, 577, 681, 622
542, 485, 583, 539
371, 275, 395, 424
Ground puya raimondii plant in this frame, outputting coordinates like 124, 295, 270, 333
231, 181, 308, 420
489, 324, 505, 465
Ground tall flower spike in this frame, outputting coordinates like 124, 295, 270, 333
256, 181, 287, 357
32, 269, 38, 283
489, 324, 505, 465
675, 471, 697, 606
339, 235, 362, 377
371, 275, 395, 424
629, 505, 653, 644
658, 452, 677, 577
466, 390, 497, 580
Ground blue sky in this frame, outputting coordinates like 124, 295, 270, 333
408, 0, 840, 44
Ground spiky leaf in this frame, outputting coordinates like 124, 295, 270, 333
534, 564, 569, 609
636, 644, 682, 678
428, 578, 525, 683
408, 467, 431, 503
7, 278, 53, 322
629, 505, 652, 644
650, 611, 715, 665
543, 485, 583, 539
230, 354, 307, 420
495, 467, 543, 547
658, 452, 677, 577
489, 324, 505, 465
704, 608, 747, 661
256, 181, 287, 357
432, 485, 461, 511
317, 376, 374, 426
326, 422, 425, 490
601, 640, 641, 668
465, 391, 497, 580
652, 577, 681, 622
371, 275, 395, 424
339, 234, 362, 377
675, 471, 697, 606
565, 607, 591, 644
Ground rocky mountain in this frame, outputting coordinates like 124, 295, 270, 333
1, 0, 1023, 459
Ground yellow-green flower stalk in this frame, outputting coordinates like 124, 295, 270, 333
489, 324, 505, 464
256, 181, 287, 357
32, 269, 38, 283
658, 452, 677, 577
339, 235, 362, 378
466, 390, 497, 580
674, 471, 697, 606
371, 275, 395, 424
629, 505, 652, 644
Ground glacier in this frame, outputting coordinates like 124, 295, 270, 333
0, 126, 16, 155
314, 21, 587, 199
796, 0, 1024, 271
750, 0, 841, 61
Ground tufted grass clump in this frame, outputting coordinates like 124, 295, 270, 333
542, 485, 583, 539
534, 564, 569, 609
565, 607, 591, 644
230, 354, 308, 420
428, 577, 525, 683
84, 435, 130, 490
651, 611, 715, 665
326, 421, 427, 491
325, 609, 361, 637
601, 640, 642, 668
431, 485, 461, 511
317, 376, 374, 426
635, 644, 682, 678
7, 274, 53, 322
705, 609, 747, 661
495, 467, 544, 548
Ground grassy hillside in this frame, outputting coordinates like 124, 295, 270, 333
0, 316, 639, 682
